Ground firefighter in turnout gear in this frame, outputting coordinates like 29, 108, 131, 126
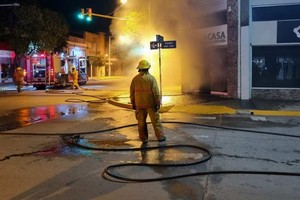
130, 60, 166, 143
13, 67, 24, 93
71, 66, 79, 89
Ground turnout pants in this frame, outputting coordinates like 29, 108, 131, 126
135, 108, 164, 142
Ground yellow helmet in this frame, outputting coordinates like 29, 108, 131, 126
137, 60, 151, 69
16, 67, 22, 71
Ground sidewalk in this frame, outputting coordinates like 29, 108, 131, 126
109, 93, 300, 117
0, 82, 34, 92
2, 79, 300, 117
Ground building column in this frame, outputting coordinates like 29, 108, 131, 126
227, 0, 239, 98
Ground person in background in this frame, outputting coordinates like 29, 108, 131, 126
13, 67, 24, 93
71, 66, 79, 89
130, 59, 166, 143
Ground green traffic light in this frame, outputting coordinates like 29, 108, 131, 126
78, 13, 84, 20
86, 16, 92, 22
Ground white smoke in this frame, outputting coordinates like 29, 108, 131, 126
110, 0, 224, 93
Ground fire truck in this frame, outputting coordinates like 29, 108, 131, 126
24, 53, 87, 90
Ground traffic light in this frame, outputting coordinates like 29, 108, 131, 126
86, 8, 92, 21
78, 8, 85, 19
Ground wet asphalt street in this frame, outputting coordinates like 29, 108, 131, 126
0, 79, 300, 200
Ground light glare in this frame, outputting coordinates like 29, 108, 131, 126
120, 0, 127, 5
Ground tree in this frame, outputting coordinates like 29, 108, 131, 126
88, 56, 106, 67
0, 1, 68, 65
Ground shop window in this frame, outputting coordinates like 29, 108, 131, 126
252, 46, 300, 88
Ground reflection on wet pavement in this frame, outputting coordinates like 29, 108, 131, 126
113, 93, 231, 106
66, 136, 206, 164
139, 146, 205, 164
0, 104, 87, 132
89, 139, 132, 148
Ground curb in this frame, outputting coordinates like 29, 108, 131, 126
107, 99, 300, 117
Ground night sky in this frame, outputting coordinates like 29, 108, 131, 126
38, 0, 117, 35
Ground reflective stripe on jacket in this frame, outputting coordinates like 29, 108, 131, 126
130, 72, 161, 109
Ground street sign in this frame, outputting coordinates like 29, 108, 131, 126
162, 40, 176, 49
150, 41, 159, 50
150, 34, 176, 105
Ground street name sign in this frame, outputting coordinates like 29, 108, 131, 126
161, 40, 176, 49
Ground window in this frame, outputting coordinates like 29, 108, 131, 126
252, 46, 300, 88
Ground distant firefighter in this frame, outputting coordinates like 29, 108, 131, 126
130, 59, 166, 143
13, 67, 24, 93
71, 66, 79, 89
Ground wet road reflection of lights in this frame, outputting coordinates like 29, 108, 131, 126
162, 96, 172, 105
139, 146, 205, 165
0, 104, 87, 132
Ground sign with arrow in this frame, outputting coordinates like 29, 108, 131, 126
150, 41, 159, 50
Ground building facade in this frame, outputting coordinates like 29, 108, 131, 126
236, 0, 300, 100
244, 0, 300, 100
193, 0, 300, 100
65, 32, 106, 77
0, 43, 15, 83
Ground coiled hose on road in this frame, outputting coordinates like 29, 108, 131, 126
1, 118, 300, 182
12, 89, 298, 182
58, 121, 300, 183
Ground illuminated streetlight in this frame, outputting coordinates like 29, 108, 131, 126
120, 0, 127, 5
0, 3, 20, 7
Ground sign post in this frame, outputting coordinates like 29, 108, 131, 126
150, 35, 176, 105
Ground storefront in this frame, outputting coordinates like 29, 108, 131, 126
0, 49, 15, 83
249, 1, 300, 99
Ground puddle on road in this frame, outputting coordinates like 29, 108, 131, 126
65, 136, 206, 164
0, 104, 87, 132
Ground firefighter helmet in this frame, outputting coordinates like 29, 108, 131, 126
137, 60, 151, 69
16, 67, 22, 71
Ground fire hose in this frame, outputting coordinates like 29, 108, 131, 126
1, 120, 300, 182
59, 121, 300, 183
38, 89, 300, 182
